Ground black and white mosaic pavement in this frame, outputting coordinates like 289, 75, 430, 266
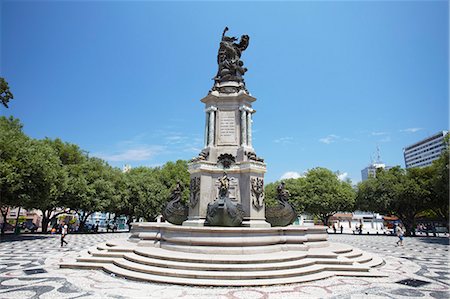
0, 232, 448, 298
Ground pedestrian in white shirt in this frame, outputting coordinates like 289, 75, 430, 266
61, 221, 68, 247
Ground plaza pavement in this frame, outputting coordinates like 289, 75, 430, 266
0, 232, 448, 298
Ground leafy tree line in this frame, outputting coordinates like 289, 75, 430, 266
355, 139, 449, 236
264, 167, 355, 226
2, 114, 447, 237
0, 116, 189, 235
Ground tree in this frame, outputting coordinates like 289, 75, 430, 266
302, 168, 355, 226
264, 178, 306, 214
21, 139, 67, 233
430, 136, 449, 222
0, 77, 14, 108
355, 166, 434, 236
0, 117, 29, 235
264, 168, 354, 226
123, 167, 165, 223
159, 160, 190, 204
39, 138, 88, 230
66, 157, 116, 231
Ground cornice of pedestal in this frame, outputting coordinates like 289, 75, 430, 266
202, 82, 256, 103
188, 160, 266, 174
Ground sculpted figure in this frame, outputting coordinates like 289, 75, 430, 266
214, 27, 250, 83
218, 172, 230, 198
277, 182, 290, 203
265, 181, 297, 227
162, 180, 188, 225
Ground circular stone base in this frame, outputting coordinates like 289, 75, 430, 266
60, 222, 386, 286
129, 222, 328, 254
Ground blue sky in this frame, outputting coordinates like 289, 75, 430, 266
1, 1, 448, 183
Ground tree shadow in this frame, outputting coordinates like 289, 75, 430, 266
416, 237, 449, 246
0, 234, 50, 243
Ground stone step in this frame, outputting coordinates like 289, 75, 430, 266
350, 254, 373, 264
89, 249, 125, 258
102, 263, 337, 286
112, 258, 370, 280
158, 243, 310, 255
60, 261, 104, 270
103, 264, 385, 286
362, 255, 384, 268
132, 247, 314, 264
342, 248, 364, 259
122, 252, 354, 272
77, 256, 116, 264
96, 243, 134, 252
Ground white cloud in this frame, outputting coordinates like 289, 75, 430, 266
371, 131, 388, 136
94, 146, 164, 162
280, 171, 304, 180
379, 136, 391, 143
273, 137, 294, 144
400, 128, 423, 133
165, 135, 188, 144
337, 172, 349, 181
319, 134, 339, 144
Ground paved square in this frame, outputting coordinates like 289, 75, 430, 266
0, 233, 448, 298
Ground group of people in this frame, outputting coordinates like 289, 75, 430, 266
331, 224, 344, 234
53, 221, 120, 248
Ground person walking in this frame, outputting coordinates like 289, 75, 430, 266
340, 224, 344, 234
396, 225, 404, 246
61, 221, 68, 247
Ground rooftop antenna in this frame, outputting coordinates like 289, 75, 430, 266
376, 145, 382, 164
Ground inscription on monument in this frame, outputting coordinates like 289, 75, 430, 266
218, 111, 237, 144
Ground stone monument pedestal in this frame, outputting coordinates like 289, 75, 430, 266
184, 82, 270, 228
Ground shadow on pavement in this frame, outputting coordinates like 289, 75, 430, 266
0, 234, 51, 243
416, 237, 449, 246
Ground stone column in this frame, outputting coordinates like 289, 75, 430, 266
240, 107, 247, 146
247, 110, 253, 148
204, 112, 209, 147
208, 107, 217, 146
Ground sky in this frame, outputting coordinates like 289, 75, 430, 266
1, 0, 448, 184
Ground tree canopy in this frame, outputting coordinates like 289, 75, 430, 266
0, 77, 14, 108
265, 167, 355, 225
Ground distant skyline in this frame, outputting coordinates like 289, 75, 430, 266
1, 1, 448, 183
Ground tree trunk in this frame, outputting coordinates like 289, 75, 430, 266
14, 207, 21, 234
1, 207, 9, 236
78, 212, 93, 232
127, 215, 134, 232
40, 210, 54, 233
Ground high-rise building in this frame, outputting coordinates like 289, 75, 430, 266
403, 131, 448, 169
361, 147, 392, 181
361, 163, 390, 181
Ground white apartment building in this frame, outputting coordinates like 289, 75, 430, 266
403, 131, 448, 168
361, 163, 391, 181
361, 147, 392, 181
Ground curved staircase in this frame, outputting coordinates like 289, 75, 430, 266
61, 237, 385, 286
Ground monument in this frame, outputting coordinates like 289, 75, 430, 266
184, 27, 269, 228
61, 28, 386, 286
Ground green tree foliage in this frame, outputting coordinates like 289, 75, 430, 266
66, 157, 117, 231
264, 168, 355, 225
21, 139, 68, 233
0, 117, 28, 234
0, 77, 14, 108
302, 168, 355, 226
40, 138, 88, 230
430, 136, 449, 221
356, 166, 436, 236
121, 160, 190, 223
